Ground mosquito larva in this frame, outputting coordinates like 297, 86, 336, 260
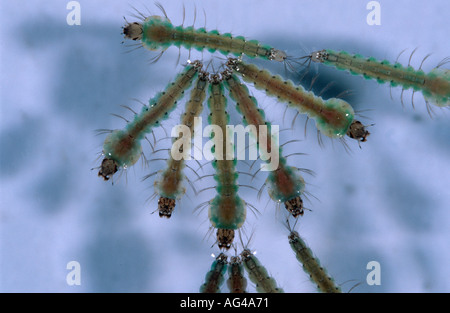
227, 255, 247, 293
241, 249, 284, 293
223, 70, 306, 217
310, 49, 450, 107
123, 13, 287, 62
98, 60, 202, 181
288, 230, 341, 293
154, 72, 209, 218
207, 75, 246, 249
199, 253, 228, 293
225, 58, 367, 141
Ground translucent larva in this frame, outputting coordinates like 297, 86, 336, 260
241, 249, 284, 293
310, 49, 450, 107
123, 13, 287, 62
207, 75, 246, 249
227, 255, 247, 293
225, 58, 365, 141
199, 253, 228, 293
223, 70, 306, 218
154, 72, 209, 218
98, 60, 202, 181
288, 230, 341, 293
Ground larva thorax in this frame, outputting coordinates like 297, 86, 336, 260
200, 253, 228, 293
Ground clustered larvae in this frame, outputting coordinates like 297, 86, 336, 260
96, 5, 447, 293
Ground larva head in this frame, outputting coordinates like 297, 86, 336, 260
98, 158, 118, 181
270, 49, 287, 62
240, 249, 253, 261
288, 230, 300, 244
284, 196, 304, 217
215, 252, 228, 263
157, 197, 175, 218
346, 120, 370, 143
217, 228, 235, 250
123, 22, 143, 41
310, 50, 328, 63
229, 255, 241, 265
225, 58, 240, 72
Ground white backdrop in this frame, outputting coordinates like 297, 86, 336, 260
1, 0, 449, 292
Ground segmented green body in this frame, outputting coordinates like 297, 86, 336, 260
141, 16, 283, 60
207, 80, 246, 230
224, 73, 305, 206
314, 49, 450, 107
227, 256, 247, 293
227, 59, 355, 138
155, 75, 208, 199
102, 62, 200, 169
199, 253, 228, 293
288, 231, 341, 293
241, 249, 284, 293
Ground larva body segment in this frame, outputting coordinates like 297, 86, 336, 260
200, 253, 228, 293
207, 78, 246, 249
125, 16, 286, 61
241, 249, 284, 293
288, 231, 341, 293
312, 49, 450, 107
227, 256, 247, 293
226, 59, 355, 139
223, 72, 306, 217
154, 73, 209, 218
98, 61, 201, 181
